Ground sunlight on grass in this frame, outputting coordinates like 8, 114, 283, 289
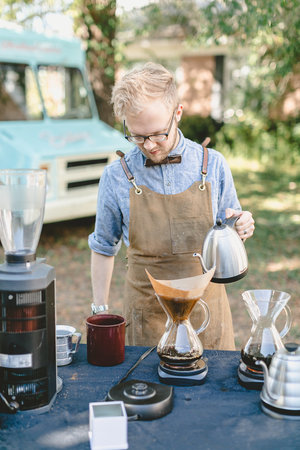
266, 258, 300, 271
261, 197, 290, 211
261, 194, 300, 212
227, 156, 262, 172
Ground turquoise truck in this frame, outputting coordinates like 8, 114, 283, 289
0, 27, 130, 223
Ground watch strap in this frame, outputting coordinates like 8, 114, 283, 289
91, 303, 109, 315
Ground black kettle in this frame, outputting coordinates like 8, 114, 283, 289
194, 217, 248, 283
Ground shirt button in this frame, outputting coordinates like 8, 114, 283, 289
166, 182, 171, 186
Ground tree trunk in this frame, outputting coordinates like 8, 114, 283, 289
74, 0, 117, 126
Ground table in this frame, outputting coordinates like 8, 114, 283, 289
0, 345, 299, 449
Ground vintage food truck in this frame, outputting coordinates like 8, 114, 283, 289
0, 27, 130, 223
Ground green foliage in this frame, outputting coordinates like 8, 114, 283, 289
0, 0, 71, 24
216, 116, 300, 164
203, 0, 300, 117
179, 115, 223, 148
121, 0, 300, 121
179, 113, 300, 165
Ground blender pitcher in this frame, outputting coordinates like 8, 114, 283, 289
0, 169, 46, 262
241, 289, 292, 370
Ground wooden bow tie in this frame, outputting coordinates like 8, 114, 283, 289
144, 155, 182, 167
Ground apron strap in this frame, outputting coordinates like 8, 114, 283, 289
116, 150, 142, 195
199, 145, 209, 191
116, 138, 209, 194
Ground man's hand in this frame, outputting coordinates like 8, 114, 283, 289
225, 208, 255, 241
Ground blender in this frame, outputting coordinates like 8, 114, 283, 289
146, 268, 214, 386
238, 289, 292, 389
0, 169, 58, 413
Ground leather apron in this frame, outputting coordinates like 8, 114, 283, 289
118, 148, 235, 350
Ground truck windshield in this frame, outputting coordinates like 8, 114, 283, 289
0, 63, 43, 121
38, 65, 93, 120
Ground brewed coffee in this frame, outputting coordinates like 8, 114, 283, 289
241, 346, 273, 371
238, 289, 292, 390
158, 295, 198, 321
157, 346, 201, 365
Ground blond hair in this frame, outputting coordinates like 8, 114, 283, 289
111, 62, 178, 120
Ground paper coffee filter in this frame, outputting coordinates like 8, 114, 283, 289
145, 267, 215, 299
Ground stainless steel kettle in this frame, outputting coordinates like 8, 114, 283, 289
193, 216, 248, 283
257, 343, 300, 419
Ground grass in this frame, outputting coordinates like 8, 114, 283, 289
225, 157, 300, 347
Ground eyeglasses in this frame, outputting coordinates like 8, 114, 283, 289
123, 110, 176, 144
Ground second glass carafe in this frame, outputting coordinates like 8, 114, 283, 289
241, 289, 291, 370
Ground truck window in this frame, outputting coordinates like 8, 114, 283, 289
38, 65, 93, 120
0, 63, 43, 121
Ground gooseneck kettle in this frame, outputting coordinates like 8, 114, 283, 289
256, 343, 300, 419
194, 216, 248, 283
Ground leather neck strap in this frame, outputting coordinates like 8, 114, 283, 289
116, 145, 209, 182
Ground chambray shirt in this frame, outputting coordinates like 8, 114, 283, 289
88, 130, 241, 256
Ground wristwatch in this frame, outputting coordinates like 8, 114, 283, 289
91, 303, 109, 315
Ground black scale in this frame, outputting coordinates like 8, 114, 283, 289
237, 361, 264, 390
158, 358, 208, 386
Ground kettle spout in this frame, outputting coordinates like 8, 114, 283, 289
193, 253, 209, 273
255, 360, 279, 401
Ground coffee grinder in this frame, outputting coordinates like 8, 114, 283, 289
238, 289, 292, 390
146, 268, 215, 386
0, 169, 57, 413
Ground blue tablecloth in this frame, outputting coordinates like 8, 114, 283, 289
0, 345, 299, 449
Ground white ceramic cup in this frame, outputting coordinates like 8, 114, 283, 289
56, 325, 81, 366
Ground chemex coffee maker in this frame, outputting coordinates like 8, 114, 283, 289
0, 169, 57, 413
146, 268, 215, 386
238, 289, 291, 389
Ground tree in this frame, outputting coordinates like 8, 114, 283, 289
121, 0, 300, 120
203, 0, 300, 119
72, 0, 118, 126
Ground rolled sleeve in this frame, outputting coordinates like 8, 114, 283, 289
88, 167, 123, 256
88, 232, 122, 256
216, 153, 241, 220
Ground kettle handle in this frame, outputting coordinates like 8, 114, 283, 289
279, 305, 292, 338
195, 299, 210, 335
223, 214, 242, 228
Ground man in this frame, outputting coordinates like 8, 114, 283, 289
88, 62, 255, 349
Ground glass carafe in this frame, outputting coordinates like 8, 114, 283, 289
241, 289, 291, 370
155, 294, 210, 366
0, 169, 46, 260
